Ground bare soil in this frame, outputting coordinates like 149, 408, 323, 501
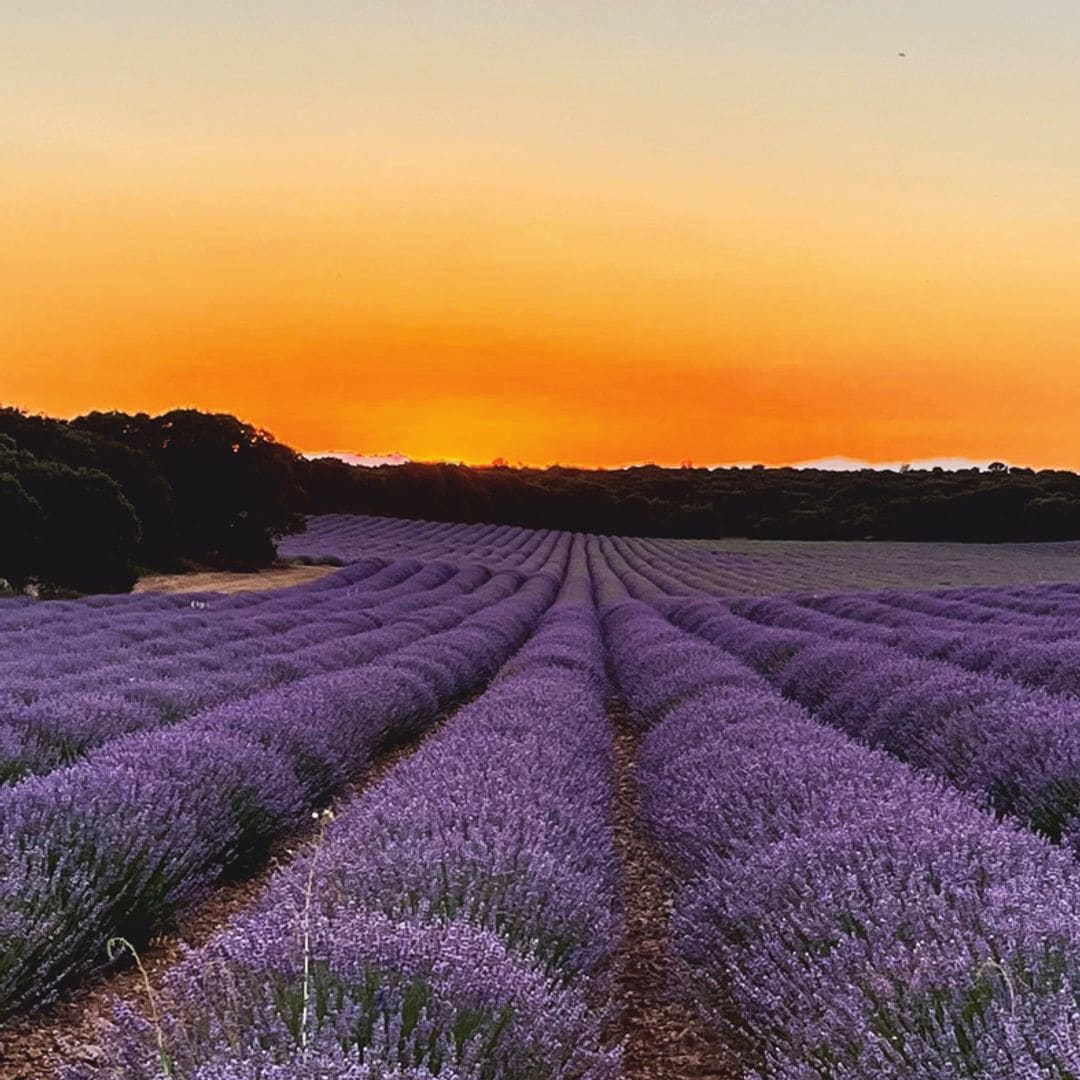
0, 722, 447, 1079
134, 564, 336, 595
608, 710, 742, 1079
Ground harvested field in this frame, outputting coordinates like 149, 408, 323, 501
134, 563, 336, 595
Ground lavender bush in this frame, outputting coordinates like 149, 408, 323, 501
661, 596, 1080, 850
603, 588, 1080, 1077
0, 560, 515, 782
0, 556, 562, 1016
8, 515, 1080, 1076
71, 546, 620, 1078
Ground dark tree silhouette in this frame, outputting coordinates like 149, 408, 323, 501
0, 408, 175, 563
0, 442, 140, 592
0, 406, 307, 591
300, 456, 1080, 543
75, 410, 306, 564
0, 469, 42, 587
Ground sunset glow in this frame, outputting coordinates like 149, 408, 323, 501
5, 3, 1080, 467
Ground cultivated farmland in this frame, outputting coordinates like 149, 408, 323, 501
5, 514, 1080, 1077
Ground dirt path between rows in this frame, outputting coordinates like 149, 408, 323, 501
609, 710, 742, 1080
134, 564, 337, 595
0, 717, 450, 1079
1, 699, 744, 1078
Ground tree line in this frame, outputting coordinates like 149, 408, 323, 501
305, 457, 1080, 544
0, 408, 305, 593
4, 405, 1080, 593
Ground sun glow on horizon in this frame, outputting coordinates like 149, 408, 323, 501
5, 2, 1080, 468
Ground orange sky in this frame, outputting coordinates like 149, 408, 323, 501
5, 3, 1080, 467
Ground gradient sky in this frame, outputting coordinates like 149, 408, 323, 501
5, 2, 1080, 467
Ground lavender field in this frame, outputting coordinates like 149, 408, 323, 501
6, 514, 1080, 1078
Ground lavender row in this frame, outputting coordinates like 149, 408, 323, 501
1, 560, 486, 704
0, 562, 400, 712
604, 594, 1080, 1077
625, 534, 1080, 700
70, 555, 620, 1079
665, 596, 1080, 850
0, 561, 511, 783
730, 591, 1080, 700
0, 563, 429, 725
0, 555, 385, 647
0, 515, 549, 668
797, 588, 1080, 644
598, 537, 1080, 844
608, 532, 1080, 595
280, 513, 562, 573
856, 581, 1080, 628
946, 581, 1080, 618
0, 559, 564, 1018
0, 557, 439, 678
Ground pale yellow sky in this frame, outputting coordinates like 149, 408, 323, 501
5, 3, 1080, 465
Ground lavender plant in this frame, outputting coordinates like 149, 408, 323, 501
604, 590, 1080, 1077
69, 551, 620, 1078
0, 558, 563, 1017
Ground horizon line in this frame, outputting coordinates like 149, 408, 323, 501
304, 451, 1049, 473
